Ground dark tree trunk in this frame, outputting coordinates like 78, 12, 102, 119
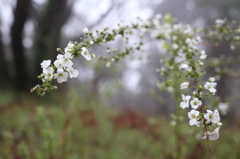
33, 0, 72, 84
0, 22, 9, 86
10, 0, 31, 91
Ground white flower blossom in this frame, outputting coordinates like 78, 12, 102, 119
199, 61, 203, 66
180, 82, 189, 89
62, 52, 73, 67
202, 127, 220, 141
171, 120, 176, 126
67, 41, 74, 48
41, 60, 51, 68
67, 67, 79, 78
64, 41, 74, 53
172, 43, 179, 49
106, 62, 111, 68
180, 63, 189, 70
199, 50, 207, 60
155, 14, 162, 19
81, 47, 92, 60
188, 109, 200, 126
57, 54, 64, 60
204, 109, 221, 124
204, 82, 217, 94
54, 68, 68, 83
187, 67, 192, 72
209, 77, 215, 82
180, 94, 191, 109
218, 102, 229, 115
54, 59, 63, 69
90, 41, 94, 45
167, 86, 174, 93
42, 66, 54, 82
215, 19, 225, 25
83, 27, 89, 34
190, 98, 202, 109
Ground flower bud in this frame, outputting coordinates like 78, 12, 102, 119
56, 48, 62, 52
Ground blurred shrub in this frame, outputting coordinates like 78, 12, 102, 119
0, 90, 239, 159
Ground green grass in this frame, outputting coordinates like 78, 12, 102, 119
0, 90, 239, 159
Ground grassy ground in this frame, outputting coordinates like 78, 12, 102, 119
0, 90, 239, 159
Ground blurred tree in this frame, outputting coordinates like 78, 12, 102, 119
0, 15, 9, 87
33, 0, 73, 84
10, 0, 31, 91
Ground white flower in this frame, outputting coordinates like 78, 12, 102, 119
185, 38, 191, 44
190, 98, 202, 109
155, 14, 162, 19
212, 110, 221, 123
204, 82, 217, 93
81, 47, 92, 60
64, 52, 73, 59
64, 41, 74, 53
187, 67, 192, 72
41, 60, 51, 68
217, 122, 223, 126
67, 41, 74, 48
54, 68, 68, 83
106, 62, 111, 68
180, 94, 191, 109
67, 67, 79, 78
90, 41, 94, 45
215, 19, 225, 25
196, 36, 201, 42
172, 43, 179, 49
180, 82, 189, 89
42, 67, 54, 81
209, 77, 215, 82
180, 63, 189, 70
188, 109, 200, 126
83, 27, 89, 34
167, 86, 174, 93
202, 127, 220, 141
218, 102, 229, 115
171, 120, 176, 126
199, 50, 207, 60
204, 109, 221, 124
62, 52, 73, 67
57, 54, 64, 60
54, 59, 63, 69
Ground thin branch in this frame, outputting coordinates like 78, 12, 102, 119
204, 125, 215, 159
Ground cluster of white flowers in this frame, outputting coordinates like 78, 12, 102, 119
40, 42, 92, 84
148, 15, 223, 142
149, 15, 207, 77
204, 77, 217, 94
180, 77, 222, 141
